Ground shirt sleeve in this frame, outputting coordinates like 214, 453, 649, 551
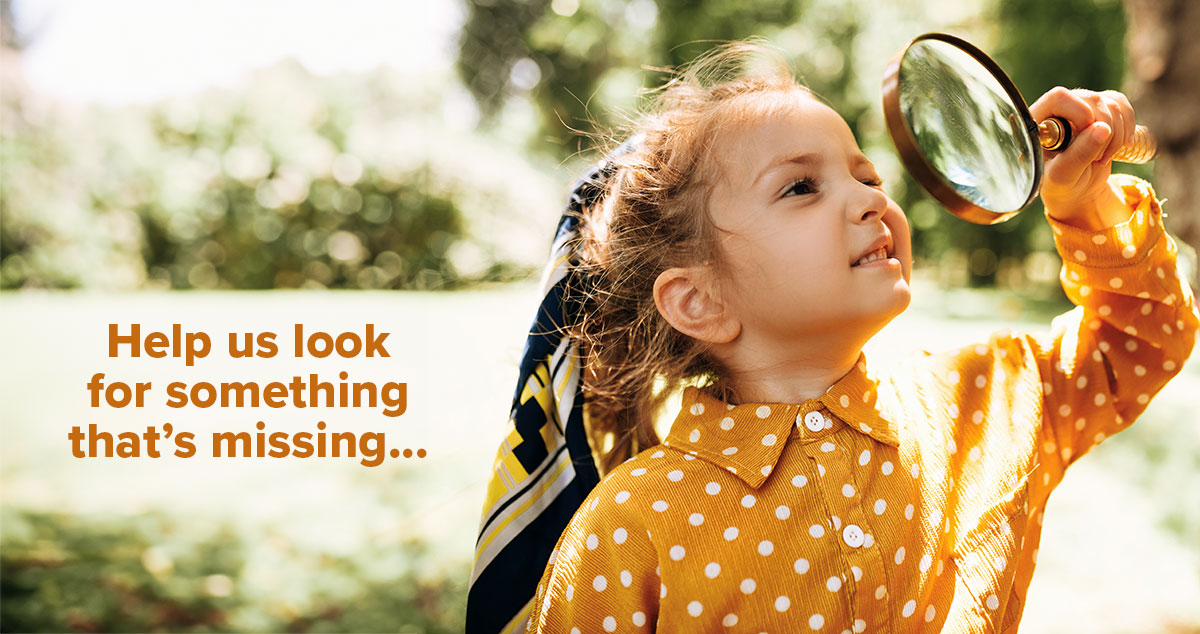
527, 476, 662, 633
1026, 174, 1199, 473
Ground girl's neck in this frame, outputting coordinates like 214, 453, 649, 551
718, 335, 865, 404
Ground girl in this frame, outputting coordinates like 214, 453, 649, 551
523, 42, 1197, 632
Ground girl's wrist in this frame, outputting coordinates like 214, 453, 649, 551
1044, 185, 1132, 232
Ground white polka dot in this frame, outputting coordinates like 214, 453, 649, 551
882, 461, 894, 475
857, 449, 872, 466
875, 585, 887, 599
586, 533, 599, 550
809, 613, 824, 630
969, 446, 981, 462
1074, 249, 1087, 261
688, 513, 704, 526
603, 616, 616, 632
771, 595, 789, 612
631, 467, 647, 477
905, 504, 914, 520
1135, 365, 1147, 376
854, 619, 867, 633
741, 494, 756, 508
948, 370, 960, 384
826, 576, 842, 591
566, 584, 574, 601
1092, 235, 1107, 245
720, 417, 735, 430
911, 463, 920, 478
1137, 393, 1149, 405
758, 540, 774, 556
925, 604, 936, 622
818, 464, 826, 477
667, 469, 684, 482
705, 562, 721, 578
874, 499, 886, 515
621, 570, 633, 587
722, 614, 738, 626
986, 594, 1000, 610
776, 505, 791, 520
651, 450, 664, 458
632, 611, 645, 627
669, 545, 685, 561
615, 490, 630, 504
571, 628, 580, 634
756, 405, 771, 418
762, 434, 778, 446
594, 575, 607, 591
1164, 359, 1178, 372
902, 600, 916, 617
660, 583, 667, 598
975, 375, 987, 388
724, 526, 739, 541
809, 524, 825, 538
895, 546, 906, 564
761, 465, 772, 477
1080, 285, 1091, 296
688, 601, 702, 617
851, 566, 862, 581
842, 483, 855, 497
1110, 277, 1124, 289
794, 558, 810, 574
821, 442, 836, 453
740, 578, 756, 594
651, 500, 668, 512
690, 403, 705, 416
705, 482, 721, 495
947, 439, 956, 454
792, 474, 808, 487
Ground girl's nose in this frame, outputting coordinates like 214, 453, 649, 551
853, 187, 889, 223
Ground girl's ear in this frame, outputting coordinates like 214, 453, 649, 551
653, 267, 741, 344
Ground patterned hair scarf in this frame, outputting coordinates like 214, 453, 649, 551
466, 137, 640, 633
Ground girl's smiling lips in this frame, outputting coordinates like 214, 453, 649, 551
851, 235, 896, 268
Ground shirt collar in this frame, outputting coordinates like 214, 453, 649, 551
662, 353, 899, 489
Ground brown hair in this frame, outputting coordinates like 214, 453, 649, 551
570, 40, 812, 473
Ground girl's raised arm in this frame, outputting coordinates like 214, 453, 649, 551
1017, 88, 1198, 475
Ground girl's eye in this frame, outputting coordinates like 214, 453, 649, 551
861, 177, 883, 188
783, 178, 817, 197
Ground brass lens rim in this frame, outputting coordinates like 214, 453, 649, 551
881, 32, 1044, 225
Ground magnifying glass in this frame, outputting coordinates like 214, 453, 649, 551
882, 32, 1157, 225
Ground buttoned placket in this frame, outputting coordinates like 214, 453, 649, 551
794, 401, 895, 634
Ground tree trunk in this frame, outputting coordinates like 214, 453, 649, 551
1123, 0, 1200, 289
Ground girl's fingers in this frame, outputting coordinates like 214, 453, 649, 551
1101, 99, 1125, 164
1099, 90, 1136, 163
1029, 86, 1096, 133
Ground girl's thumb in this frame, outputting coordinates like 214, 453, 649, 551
1049, 121, 1110, 180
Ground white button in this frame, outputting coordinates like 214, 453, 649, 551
802, 411, 825, 432
842, 524, 865, 548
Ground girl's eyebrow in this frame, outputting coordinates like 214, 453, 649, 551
752, 153, 821, 188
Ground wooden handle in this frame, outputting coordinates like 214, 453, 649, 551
1039, 116, 1157, 164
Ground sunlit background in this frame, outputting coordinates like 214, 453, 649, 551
2, 0, 1198, 632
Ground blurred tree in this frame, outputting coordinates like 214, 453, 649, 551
456, 0, 1133, 288
0, 59, 556, 290
1123, 0, 1200, 289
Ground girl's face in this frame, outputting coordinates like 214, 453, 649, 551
707, 92, 913, 344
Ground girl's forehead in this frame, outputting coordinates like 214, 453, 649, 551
712, 93, 859, 184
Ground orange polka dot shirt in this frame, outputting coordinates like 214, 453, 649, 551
527, 175, 1199, 633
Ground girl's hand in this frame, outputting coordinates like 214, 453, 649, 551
1029, 87, 1137, 231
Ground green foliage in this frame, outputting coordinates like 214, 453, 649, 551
455, 0, 1132, 289
0, 510, 467, 633
1, 63, 548, 291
